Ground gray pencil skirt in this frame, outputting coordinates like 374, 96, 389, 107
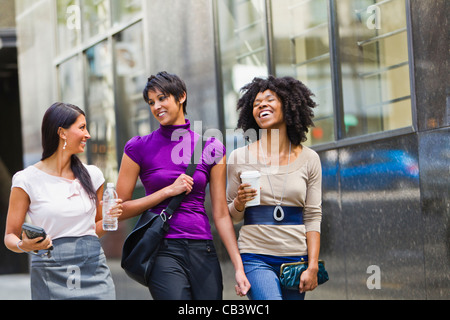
30, 236, 115, 300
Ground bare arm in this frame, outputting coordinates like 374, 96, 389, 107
4, 188, 52, 253
94, 185, 105, 237
210, 157, 250, 296
226, 155, 256, 223
299, 152, 322, 293
299, 231, 320, 293
116, 153, 193, 220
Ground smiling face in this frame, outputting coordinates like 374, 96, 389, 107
147, 88, 186, 126
62, 114, 90, 153
252, 89, 285, 130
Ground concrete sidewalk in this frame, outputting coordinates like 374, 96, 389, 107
0, 258, 246, 300
0, 273, 30, 300
0, 258, 149, 300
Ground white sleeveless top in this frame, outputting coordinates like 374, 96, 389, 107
12, 164, 105, 240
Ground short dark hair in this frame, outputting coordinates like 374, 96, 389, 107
236, 75, 317, 145
143, 71, 188, 114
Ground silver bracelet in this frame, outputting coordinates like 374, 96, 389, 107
16, 240, 49, 257
16, 240, 28, 253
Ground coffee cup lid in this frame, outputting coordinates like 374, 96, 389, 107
240, 171, 261, 179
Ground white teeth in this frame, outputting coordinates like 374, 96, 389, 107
260, 111, 272, 118
158, 111, 166, 117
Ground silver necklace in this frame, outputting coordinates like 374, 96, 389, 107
259, 139, 291, 222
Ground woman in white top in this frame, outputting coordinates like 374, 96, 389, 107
4, 102, 122, 300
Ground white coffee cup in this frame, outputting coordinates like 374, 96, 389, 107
240, 171, 261, 207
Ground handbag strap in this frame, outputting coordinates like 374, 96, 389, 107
161, 136, 206, 220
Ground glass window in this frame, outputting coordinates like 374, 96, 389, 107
56, 0, 82, 55
111, 0, 142, 26
85, 40, 117, 182
113, 22, 149, 154
271, 0, 334, 145
58, 54, 86, 162
337, 0, 412, 138
216, 0, 269, 131
216, 0, 414, 147
15, 0, 39, 15
81, 0, 110, 40
58, 54, 84, 108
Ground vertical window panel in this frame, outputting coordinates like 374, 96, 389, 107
58, 54, 83, 108
216, 0, 269, 131
337, 0, 412, 137
111, 0, 142, 26
85, 40, 117, 182
56, 0, 81, 55
113, 22, 149, 155
58, 54, 87, 162
271, 0, 334, 145
81, 0, 110, 40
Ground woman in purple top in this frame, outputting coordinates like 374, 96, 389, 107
117, 71, 250, 300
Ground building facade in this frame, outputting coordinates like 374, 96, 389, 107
0, 0, 25, 275
5, 0, 449, 299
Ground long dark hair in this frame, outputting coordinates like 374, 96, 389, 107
41, 102, 98, 204
236, 76, 317, 145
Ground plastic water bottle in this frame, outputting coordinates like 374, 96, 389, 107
102, 183, 118, 231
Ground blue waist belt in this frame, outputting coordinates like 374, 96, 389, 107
244, 206, 304, 225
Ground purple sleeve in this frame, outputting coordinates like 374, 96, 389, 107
124, 136, 143, 166
203, 137, 226, 166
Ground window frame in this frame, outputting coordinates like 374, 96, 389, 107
319, 0, 417, 151
53, 0, 146, 170
214, 0, 417, 151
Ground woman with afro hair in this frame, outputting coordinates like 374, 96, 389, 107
226, 75, 323, 300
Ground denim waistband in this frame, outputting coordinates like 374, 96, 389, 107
244, 206, 303, 225
241, 253, 308, 266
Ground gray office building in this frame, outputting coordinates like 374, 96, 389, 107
0, 0, 448, 299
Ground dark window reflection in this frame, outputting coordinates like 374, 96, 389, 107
113, 22, 149, 155
85, 40, 117, 182
323, 149, 419, 192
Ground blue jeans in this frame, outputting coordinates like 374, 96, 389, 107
243, 256, 306, 300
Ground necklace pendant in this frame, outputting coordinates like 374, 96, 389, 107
273, 205, 285, 222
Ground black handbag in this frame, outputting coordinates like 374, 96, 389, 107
121, 137, 205, 286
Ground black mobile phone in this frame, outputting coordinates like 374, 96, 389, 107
22, 223, 53, 250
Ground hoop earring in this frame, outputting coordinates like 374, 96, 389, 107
63, 139, 67, 150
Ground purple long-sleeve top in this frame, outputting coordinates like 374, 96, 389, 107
124, 120, 226, 240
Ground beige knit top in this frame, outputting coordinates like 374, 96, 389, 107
226, 144, 322, 256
